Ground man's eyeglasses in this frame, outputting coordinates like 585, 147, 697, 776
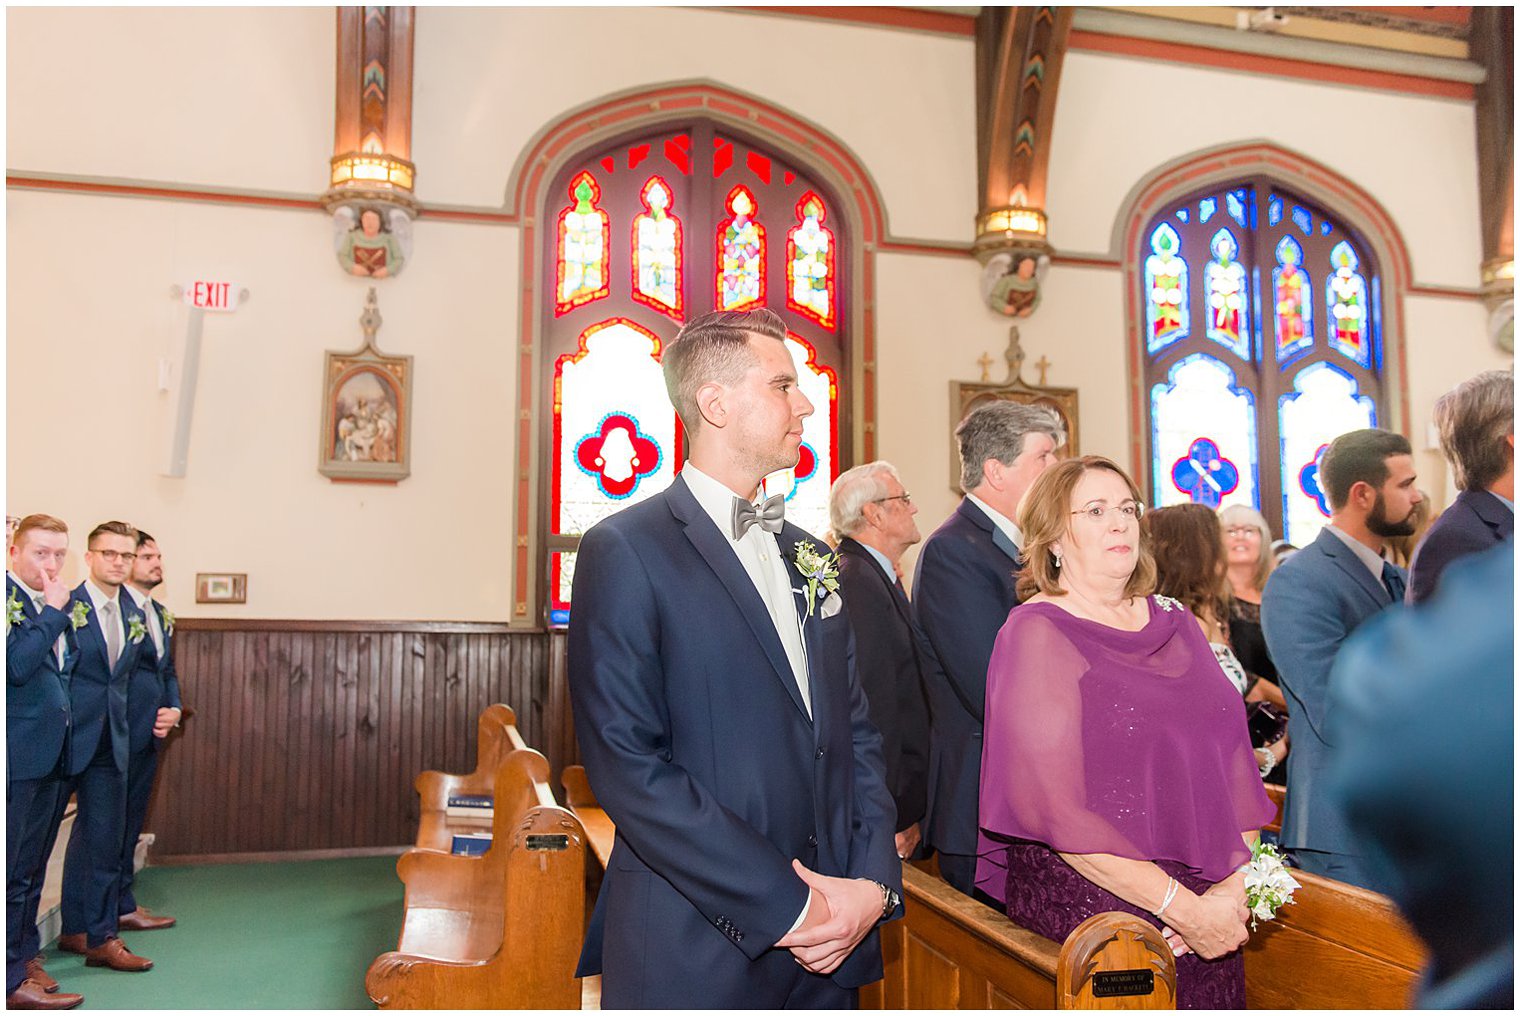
1070, 501, 1144, 523
90, 550, 138, 562
872, 493, 913, 507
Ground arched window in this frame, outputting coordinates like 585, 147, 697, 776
542, 123, 850, 624
1141, 181, 1383, 546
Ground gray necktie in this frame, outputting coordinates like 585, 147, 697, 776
34, 595, 63, 667
731, 494, 786, 540
103, 600, 120, 670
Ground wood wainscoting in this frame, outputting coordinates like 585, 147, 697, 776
148, 621, 569, 861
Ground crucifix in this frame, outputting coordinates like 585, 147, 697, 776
1035, 355, 1052, 386
976, 351, 995, 382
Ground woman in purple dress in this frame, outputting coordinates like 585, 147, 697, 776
975, 457, 1277, 1009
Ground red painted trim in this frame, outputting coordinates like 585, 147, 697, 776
7, 175, 324, 211
424, 208, 518, 224
735, 5, 975, 37
1069, 30, 1477, 101
876, 240, 972, 258
1360, 6, 1471, 28
1052, 252, 1122, 270
1407, 284, 1484, 301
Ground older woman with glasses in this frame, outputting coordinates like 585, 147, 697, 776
976, 457, 1274, 1009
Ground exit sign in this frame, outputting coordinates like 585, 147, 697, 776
182, 280, 241, 311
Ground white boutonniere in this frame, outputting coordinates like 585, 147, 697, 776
127, 616, 148, 645
792, 541, 841, 620
161, 607, 175, 637
1242, 841, 1301, 929
6, 592, 23, 629
69, 600, 91, 630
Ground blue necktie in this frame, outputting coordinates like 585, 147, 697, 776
1381, 561, 1406, 604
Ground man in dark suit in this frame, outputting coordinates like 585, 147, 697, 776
118, 530, 182, 931
910, 400, 1064, 896
829, 461, 930, 863
569, 308, 900, 1008
53, 522, 155, 972
6, 515, 84, 1010
1330, 540, 1513, 1009
1262, 429, 1422, 892
1408, 369, 1513, 604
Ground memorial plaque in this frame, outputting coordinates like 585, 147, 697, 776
1091, 969, 1156, 998
526, 833, 571, 851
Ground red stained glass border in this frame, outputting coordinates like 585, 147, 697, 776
785, 191, 837, 332
554, 170, 611, 317
715, 184, 767, 312
629, 175, 685, 320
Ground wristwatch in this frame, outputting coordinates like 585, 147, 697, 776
870, 879, 902, 919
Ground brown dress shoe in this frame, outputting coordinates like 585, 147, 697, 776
52, 935, 85, 956
116, 907, 176, 931
5, 978, 82, 1010
23, 957, 57, 992
82, 937, 153, 972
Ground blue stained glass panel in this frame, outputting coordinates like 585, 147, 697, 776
1321, 221, 1333, 236
1292, 205, 1313, 236
1273, 235, 1314, 363
1204, 228, 1250, 359
1177, 208, 1190, 223
1199, 197, 1218, 223
1151, 354, 1259, 512
1279, 361, 1377, 545
1145, 222, 1190, 354
1326, 240, 1372, 368
1268, 195, 1283, 226
1226, 190, 1247, 226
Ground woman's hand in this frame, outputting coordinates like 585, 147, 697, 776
1163, 887, 1249, 960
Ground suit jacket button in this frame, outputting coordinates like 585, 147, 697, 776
815, 747, 825, 759
807, 834, 817, 847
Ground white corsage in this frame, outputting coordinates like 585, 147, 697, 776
6, 592, 23, 629
161, 607, 175, 637
69, 601, 91, 630
792, 541, 841, 619
127, 616, 148, 645
1242, 841, 1301, 929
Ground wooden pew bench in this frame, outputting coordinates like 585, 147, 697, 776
414, 703, 524, 853
560, 764, 613, 871
366, 749, 587, 1009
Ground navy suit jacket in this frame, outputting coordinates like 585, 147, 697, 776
909, 498, 1020, 856
65, 583, 149, 775
1406, 489, 1513, 605
836, 537, 930, 832
1261, 527, 1404, 857
568, 475, 901, 993
125, 597, 182, 755
6, 576, 78, 781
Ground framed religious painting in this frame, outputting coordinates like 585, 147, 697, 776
319, 289, 413, 483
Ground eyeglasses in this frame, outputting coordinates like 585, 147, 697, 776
1070, 501, 1144, 523
1224, 526, 1261, 539
90, 550, 137, 562
872, 492, 913, 507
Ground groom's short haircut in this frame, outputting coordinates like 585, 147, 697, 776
663, 308, 788, 432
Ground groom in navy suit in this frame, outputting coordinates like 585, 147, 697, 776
1263, 429, 1422, 892
569, 308, 901, 1008
53, 522, 155, 972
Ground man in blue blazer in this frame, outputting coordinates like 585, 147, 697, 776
910, 400, 1063, 897
829, 462, 930, 862
6, 515, 84, 1010
52, 522, 155, 972
118, 531, 182, 932
1408, 369, 1513, 604
569, 309, 900, 1008
1262, 429, 1423, 892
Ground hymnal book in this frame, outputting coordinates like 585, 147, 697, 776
451, 832, 492, 857
445, 794, 494, 823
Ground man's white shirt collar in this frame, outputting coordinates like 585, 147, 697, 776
8, 571, 42, 603
84, 580, 119, 614
965, 492, 1024, 551
683, 462, 759, 544
124, 584, 150, 610
856, 540, 897, 582
1326, 524, 1387, 580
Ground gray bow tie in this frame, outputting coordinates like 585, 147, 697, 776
731, 493, 786, 539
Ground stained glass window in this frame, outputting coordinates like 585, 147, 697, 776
555, 171, 610, 316
786, 192, 835, 330
1273, 235, 1313, 362
632, 176, 683, 318
1278, 361, 1377, 546
1204, 229, 1250, 359
1145, 222, 1189, 353
1326, 240, 1371, 368
1151, 355, 1258, 511
759, 335, 839, 538
1140, 180, 1383, 545
551, 319, 677, 615
717, 185, 765, 311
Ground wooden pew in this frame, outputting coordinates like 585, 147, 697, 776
1263, 782, 1286, 836
365, 749, 587, 1010
414, 704, 524, 852
560, 764, 613, 870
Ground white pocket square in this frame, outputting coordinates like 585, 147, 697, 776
819, 590, 842, 620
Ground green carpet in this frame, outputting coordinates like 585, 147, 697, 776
44, 855, 404, 1010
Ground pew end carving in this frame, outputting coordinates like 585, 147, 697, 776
560, 764, 613, 870
1057, 913, 1176, 1009
414, 704, 524, 852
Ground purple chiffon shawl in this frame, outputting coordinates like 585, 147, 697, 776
975, 596, 1276, 902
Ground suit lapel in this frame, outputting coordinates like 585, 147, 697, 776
777, 525, 826, 732
1314, 528, 1389, 608
960, 498, 1020, 565
72, 587, 110, 673
1466, 490, 1515, 540
668, 478, 811, 721
841, 538, 911, 626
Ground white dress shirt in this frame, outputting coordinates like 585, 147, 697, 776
124, 584, 165, 656
1326, 524, 1388, 581
84, 580, 127, 666
859, 541, 897, 585
9, 571, 65, 667
965, 492, 1024, 552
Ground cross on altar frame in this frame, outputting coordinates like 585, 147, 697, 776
977, 352, 995, 382
1035, 356, 1052, 386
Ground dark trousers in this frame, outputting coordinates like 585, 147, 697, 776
117, 747, 159, 916
1293, 847, 1393, 896
936, 851, 978, 897
6, 774, 64, 994
59, 729, 127, 947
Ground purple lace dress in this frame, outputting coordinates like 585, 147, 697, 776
976, 596, 1277, 1009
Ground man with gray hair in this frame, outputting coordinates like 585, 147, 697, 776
830, 462, 930, 862
1407, 369, 1514, 604
910, 399, 1064, 896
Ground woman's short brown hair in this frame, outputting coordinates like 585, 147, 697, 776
1016, 455, 1156, 601
1144, 503, 1231, 627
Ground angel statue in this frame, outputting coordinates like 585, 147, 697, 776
333, 204, 414, 279
980, 250, 1050, 318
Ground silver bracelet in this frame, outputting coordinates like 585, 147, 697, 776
1153, 876, 1179, 918
1256, 747, 1277, 778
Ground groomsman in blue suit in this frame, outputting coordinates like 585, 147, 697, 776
1262, 429, 1422, 892
118, 531, 181, 932
53, 522, 155, 972
569, 308, 901, 1008
6, 515, 84, 1010
911, 400, 1064, 897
